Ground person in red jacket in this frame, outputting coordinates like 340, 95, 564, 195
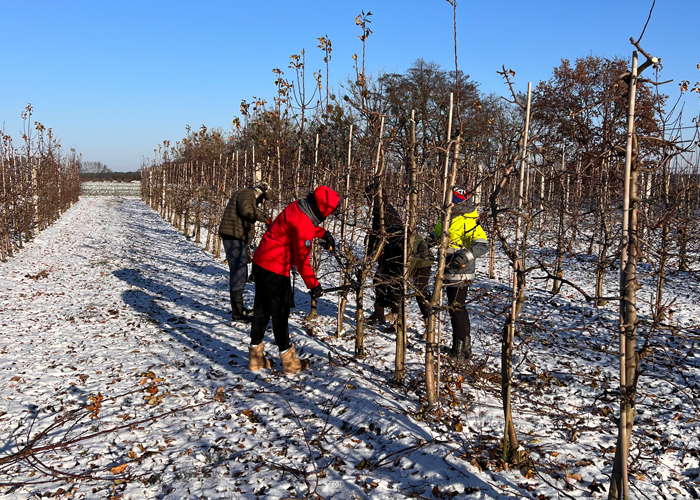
248, 186, 338, 374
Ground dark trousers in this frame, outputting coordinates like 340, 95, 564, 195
446, 284, 470, 343
250, 263, 291, 352
374, 258, 402, 312
222, 239, 248, 294
411, 266, 431, 319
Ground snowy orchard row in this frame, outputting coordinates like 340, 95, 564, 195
0, 194, 699, 499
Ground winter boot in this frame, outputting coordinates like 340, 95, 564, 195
280, 345, 310, 375
366, 307, 385, 326
231, 291, 253, 322
447, 338, 469, 363
248, 342, 272, 371
463, 335, 472, 360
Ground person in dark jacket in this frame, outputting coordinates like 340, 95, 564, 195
248, 186, 339, 374
433, 187, 488, 362
218, 182, 270, 322
365, 183, 405, 332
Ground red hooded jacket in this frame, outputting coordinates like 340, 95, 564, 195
252, 186, 339, 289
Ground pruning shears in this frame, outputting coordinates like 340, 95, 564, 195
326, 247, 362, 294
324, 283, 361, 294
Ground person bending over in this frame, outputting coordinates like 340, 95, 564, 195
248, 186, 338, 374
218, 182, 270, 322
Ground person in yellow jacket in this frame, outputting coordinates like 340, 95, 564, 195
433, 187, 488, 362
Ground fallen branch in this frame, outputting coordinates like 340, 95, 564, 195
0, 398, 213, 486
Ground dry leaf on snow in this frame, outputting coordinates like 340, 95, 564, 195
110, 463, 129, 474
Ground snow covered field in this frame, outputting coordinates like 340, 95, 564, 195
81, 181, 141, 197
1, 195, 699, 499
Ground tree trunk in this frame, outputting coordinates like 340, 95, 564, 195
354, 286, 366, 358
394, 111, 418, 385
655, 162, 669, 320
337, 126, 353, 337
609, 50, 639, 500
552, 145, 566, 295
425, 94, 457, 410
678, 184, 691, 272
194, 162, 203, 243
502, 261, 525, 463
502, 83, 531, 464
595, 167, 612, 307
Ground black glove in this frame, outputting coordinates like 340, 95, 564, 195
449, 249, 473, 271
320, 231, 336, 252
309, 284, 324, 299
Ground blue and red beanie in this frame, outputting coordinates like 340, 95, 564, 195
452, 187, 470, 205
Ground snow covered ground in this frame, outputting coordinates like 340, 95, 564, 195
81, 181, 141, 198
1, 194, 699, 499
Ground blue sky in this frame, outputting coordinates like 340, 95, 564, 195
2, 0, 698, 172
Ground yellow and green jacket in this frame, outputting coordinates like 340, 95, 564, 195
434, 209, 488, 284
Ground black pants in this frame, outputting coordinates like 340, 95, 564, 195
374, 258, 402, 311
250, 263, 292, 352
446, 284, 470, 343
411, 266, 431, 319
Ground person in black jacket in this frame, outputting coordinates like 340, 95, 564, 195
365, 183, 404, 331
218, 182, 269, 322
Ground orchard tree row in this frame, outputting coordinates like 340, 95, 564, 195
140, 47, 700, 323
0, 105, 81, 262
141, 37, 699, 278
140, 10, 700, 498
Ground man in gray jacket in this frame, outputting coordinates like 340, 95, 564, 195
218, 182, 270, 322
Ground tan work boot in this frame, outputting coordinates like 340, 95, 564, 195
248, 342, 272, 371
280, 345, 310, 375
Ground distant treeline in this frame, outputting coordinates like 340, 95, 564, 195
79, 171, 142, 182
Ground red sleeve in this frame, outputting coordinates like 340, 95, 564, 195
315, 227, 327, 239
291, 220, 319, 290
